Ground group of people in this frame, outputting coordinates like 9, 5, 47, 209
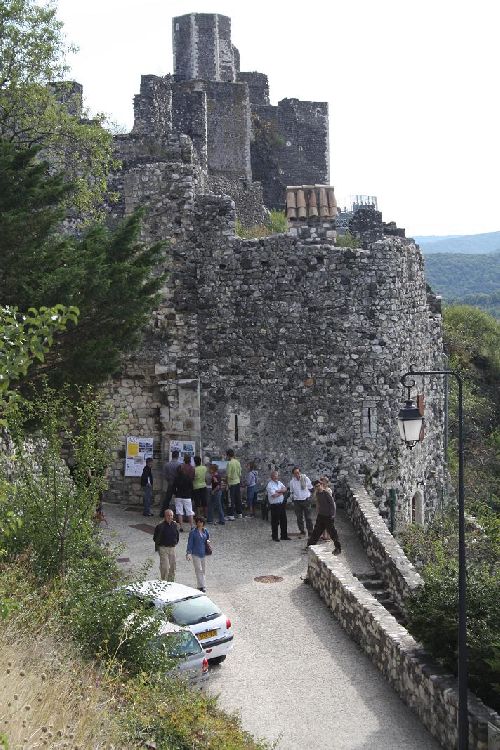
146, 450, 342, 592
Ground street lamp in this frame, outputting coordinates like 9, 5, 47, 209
399, 364, 468, 750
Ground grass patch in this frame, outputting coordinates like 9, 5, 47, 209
236, 210, 288, 239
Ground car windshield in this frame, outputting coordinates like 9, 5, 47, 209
152, 630, 202, 658
171, 596, 221, 626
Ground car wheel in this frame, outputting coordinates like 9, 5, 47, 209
208, 655, 226, 665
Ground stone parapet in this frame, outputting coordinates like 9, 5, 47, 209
342, 481, 423, 609
308, 546, 500, 750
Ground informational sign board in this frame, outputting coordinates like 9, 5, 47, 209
169, 439, 196, 464
125, 436, 154, 477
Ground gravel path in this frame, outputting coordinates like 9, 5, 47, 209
103, 502, 440, 750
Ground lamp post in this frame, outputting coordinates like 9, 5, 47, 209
399, 364, 468, 750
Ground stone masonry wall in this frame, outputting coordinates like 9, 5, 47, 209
192, 195, 445, 515
308, 545, 500, 750
341, 481, 423, 610
204, 81, 252, 180
251, 98, 330, 209
173, 13, 237, 83
104, 132, 202, 504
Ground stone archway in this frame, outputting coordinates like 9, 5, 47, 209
411, 490, 425, 525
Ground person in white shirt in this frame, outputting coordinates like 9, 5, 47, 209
289, 466, 314, 538
266, 470, 291, 542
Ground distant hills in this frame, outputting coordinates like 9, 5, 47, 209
415, 231, 500, 255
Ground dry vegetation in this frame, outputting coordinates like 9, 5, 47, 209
0, 631, 128, 750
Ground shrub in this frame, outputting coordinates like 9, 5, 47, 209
401, 504, 500, 710
335, 231, 359, 249
61, 550, 173, 673
236, 210, 287, 239
1, 385, 115, 579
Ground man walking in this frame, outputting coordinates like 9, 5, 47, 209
160, 449, 181, 516
153, 509, 180, 581
226, 448, 243, 519
266, 470, 291, 542
172, 464, 194, 532
141, 457, 154, 517
305, 478, 341, 554
289, 466, 313, 538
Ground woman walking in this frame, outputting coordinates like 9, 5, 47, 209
186, 516, 211, 592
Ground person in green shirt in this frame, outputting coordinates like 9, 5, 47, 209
226, 448, 242, 519
193, 455, 208, 516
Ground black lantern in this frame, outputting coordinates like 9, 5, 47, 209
398, 385, 423, 448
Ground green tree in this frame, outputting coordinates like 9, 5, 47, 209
443, 305, 500, 510
2, 385, 115, 578
0, 0, 114, 215
0, 139, 165, 387
0, 304, 78, 418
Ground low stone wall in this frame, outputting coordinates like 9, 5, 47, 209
342, 481, 423, 610
308, 547, 500, 750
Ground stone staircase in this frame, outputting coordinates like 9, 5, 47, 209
353, 571, 408, 627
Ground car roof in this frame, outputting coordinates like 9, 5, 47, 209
126, 580, 204, 605
156, 621, 194, 637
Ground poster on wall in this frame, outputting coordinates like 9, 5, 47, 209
125, 436, 154, 477
169, 439, 196, 464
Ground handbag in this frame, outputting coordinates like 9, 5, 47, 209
205, 538, 213, 556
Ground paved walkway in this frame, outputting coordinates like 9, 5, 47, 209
103, 503, 440, 750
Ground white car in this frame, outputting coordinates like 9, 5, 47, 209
125, 581, 234, 665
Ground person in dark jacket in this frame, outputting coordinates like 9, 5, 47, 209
160, 449, 181, 517
305, 478, 341, 554
172, 463, 194, 531
153, 509, 180, 581
140, 457, 154, 517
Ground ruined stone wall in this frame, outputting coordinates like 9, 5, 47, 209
237, 72, 270, 106
171, 82, 208, 173
204, 81, 252, 180
251, 98, 330, 209
192, 197, 445, 515
132, 75, 172, 136
173, 13, 237, 83
104, 132, 202, 504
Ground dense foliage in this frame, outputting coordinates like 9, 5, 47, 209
2, 387, 114, 578
0, 304, 78, 417
401, 305, 500, 710
401, 506, 500, 710
444, 305, 500, 511
424, 252, 500, 315
448, 290, 500, 320
0, 139, 165, 388
0, 0, 114, 215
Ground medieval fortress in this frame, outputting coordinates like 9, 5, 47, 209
62, 13, 446, 525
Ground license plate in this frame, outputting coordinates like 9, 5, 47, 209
198, 629, 217, 640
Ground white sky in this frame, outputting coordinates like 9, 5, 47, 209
56, 0, 500, 237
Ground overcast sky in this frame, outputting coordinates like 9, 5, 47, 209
56, 0, 499, 237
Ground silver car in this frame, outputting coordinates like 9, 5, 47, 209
153, 621, 209, 687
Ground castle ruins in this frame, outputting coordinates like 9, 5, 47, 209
72, 12, 446, 528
